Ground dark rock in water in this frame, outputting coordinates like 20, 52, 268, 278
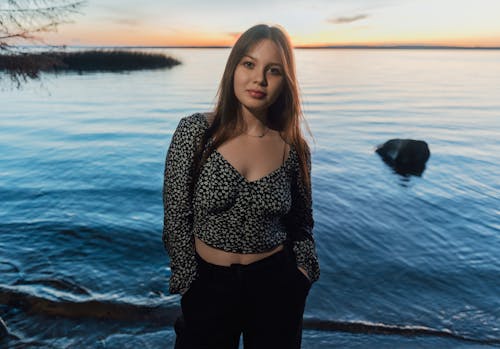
375, 139, 430, 176
0, 317, 9, 338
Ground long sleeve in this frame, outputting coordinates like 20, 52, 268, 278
283, 146, 320, 284
162, 115, 203, 295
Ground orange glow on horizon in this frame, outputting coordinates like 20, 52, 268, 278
41, 27, 500, 48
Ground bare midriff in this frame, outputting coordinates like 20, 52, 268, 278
194, 236, 284, 266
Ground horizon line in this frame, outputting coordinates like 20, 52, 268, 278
19, 44, 500, 50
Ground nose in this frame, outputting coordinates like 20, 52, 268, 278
253, 67, 268, 86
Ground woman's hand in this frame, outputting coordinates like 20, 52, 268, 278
297, 266, 311, 282
180, 287, 189, 296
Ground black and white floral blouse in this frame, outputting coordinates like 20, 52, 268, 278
162, 112, 320, 295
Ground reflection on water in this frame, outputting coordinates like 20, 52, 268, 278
0, 48, 499, 348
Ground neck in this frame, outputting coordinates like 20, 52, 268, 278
239, 107, 268, 135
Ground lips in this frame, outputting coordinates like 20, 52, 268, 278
247, 89, 267, 98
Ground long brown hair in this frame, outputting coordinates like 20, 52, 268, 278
191, 23, 314, 200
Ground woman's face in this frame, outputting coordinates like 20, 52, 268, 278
233, 39, 285, 117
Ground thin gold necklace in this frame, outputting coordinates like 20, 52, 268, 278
243, 127, 270, 138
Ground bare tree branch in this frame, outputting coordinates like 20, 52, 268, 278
0, 0, 87, 88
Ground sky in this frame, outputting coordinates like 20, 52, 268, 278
37, 0, 500, 47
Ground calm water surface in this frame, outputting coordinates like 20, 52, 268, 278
1, 48, 499, 348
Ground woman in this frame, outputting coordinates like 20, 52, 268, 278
162, 23, 320, 349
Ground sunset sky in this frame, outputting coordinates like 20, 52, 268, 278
38, 0, 500, 47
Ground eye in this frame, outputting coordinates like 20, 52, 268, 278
269, 67, 282, 75
242, 61, 254, 68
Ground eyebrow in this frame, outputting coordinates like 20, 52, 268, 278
243, 54, 283, 67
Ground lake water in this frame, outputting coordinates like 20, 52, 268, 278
1, 48, 499, 348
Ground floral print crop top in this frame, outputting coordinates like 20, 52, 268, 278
162, 112, 320, 295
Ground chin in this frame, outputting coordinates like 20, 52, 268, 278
243, 98, 271, 108
242, 103, 269, 114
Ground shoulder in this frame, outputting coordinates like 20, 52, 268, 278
168, 113, 209, 152
173, 112, 211, 138
179, 112, 209, 130
291, 142, 312, 177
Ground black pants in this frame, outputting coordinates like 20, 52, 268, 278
174, 241, 312, 349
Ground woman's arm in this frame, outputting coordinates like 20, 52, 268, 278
162, 115, 203, 295
284, 147, 321, 284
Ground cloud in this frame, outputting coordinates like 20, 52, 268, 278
328, 14, 369, 24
